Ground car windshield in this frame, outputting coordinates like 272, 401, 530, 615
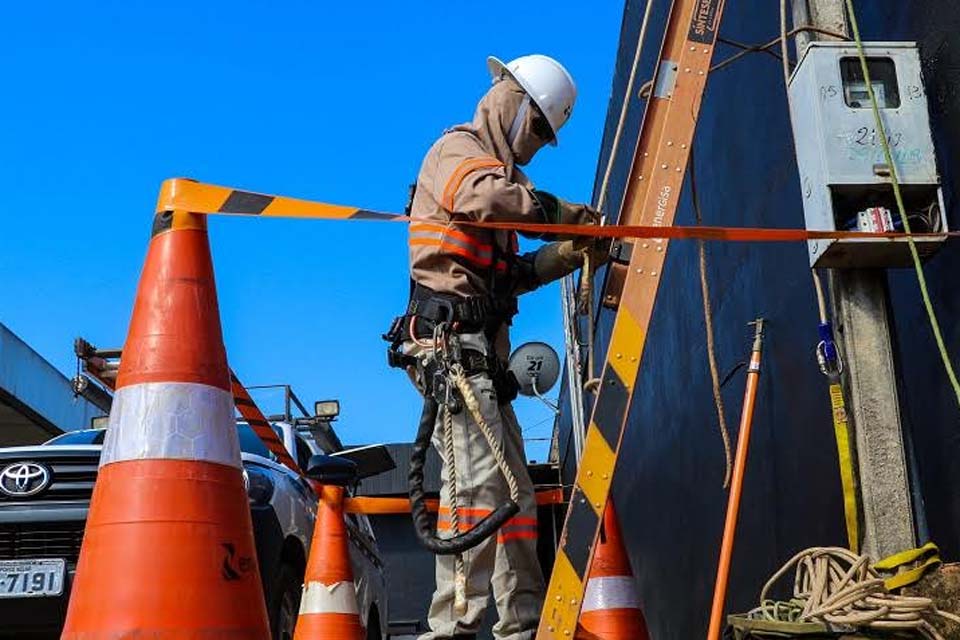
237, 424, 277, 460
45, 430, 106, 445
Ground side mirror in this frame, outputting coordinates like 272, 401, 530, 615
332, 444, 396, 480
508, 342, 561, 397
305, 454, 358, 486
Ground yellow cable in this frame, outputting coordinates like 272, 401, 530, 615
844, 0, 960, 409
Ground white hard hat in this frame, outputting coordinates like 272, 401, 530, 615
487, 54, 577, 145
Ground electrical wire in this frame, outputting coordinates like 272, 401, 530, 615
843, 0, 960, 410
636, 26, 851, 99
561, 0, 656, 420
581, 0, 656, 395
780, 0, 832, 327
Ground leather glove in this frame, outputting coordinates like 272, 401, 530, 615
558, 199, 602, 226
575, 236, 613, 271
533, 241, 582, 284
533, 237, 612, 285
533, 190, 601, 226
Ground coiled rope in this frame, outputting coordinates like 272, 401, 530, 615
750, 547, 960, 639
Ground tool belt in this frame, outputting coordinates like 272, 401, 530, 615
382, 285, 519, 404
407, 284, 517, 334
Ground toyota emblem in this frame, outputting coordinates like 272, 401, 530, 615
0, 462, 52, 497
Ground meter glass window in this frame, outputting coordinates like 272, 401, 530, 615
840, 57, 900, 109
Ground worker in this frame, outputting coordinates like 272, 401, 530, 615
385, 54, 607, 640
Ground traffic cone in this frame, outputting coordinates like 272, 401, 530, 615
294, 485, 364, 639
576, 500, 650, 640
63, 210, 270, 639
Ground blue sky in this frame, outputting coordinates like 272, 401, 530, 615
0, 1, 623, 460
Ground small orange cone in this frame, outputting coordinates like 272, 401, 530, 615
576, 500, 650, 640
294, 485, 365, 639
63, 209, 270, 639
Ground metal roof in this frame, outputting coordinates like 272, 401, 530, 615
0, 323, 109, 445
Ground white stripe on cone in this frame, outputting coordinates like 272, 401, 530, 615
101, 382, 239, 468
299, 581, 360, 615
582, 576, 641, 613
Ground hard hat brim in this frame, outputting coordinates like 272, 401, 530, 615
487, 56, 559, 146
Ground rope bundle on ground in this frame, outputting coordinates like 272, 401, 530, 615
749, 547, 960, 639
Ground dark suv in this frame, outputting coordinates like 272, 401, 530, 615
0, 424, 391, 640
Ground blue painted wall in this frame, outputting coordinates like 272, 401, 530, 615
557, 2, 960, 637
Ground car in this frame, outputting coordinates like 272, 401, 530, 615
0, 421, 392, 640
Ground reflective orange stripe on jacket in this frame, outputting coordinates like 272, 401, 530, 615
441, 156, 505, 212
410, 222, 509, 272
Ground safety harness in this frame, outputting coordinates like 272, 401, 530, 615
384, 284, 520, 401
383, 180, 535, 618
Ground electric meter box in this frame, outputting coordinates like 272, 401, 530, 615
788, 42, 947, 267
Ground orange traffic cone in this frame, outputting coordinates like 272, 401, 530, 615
63, 210, 270, 639
576, 500, 650, 640
294, 485, 364, 639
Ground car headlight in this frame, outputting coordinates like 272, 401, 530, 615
243, 467, 274, 505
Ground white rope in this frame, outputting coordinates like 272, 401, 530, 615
425, 323, 521, 612
441, 404, 468, 615
429, 322, 469, 614
449, 363, 521, 503
751, 547, 960, 639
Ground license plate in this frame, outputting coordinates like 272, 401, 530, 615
0, 559, 65, 598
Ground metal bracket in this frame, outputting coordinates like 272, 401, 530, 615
654, 60, 679, 99
609, 240, 634, 264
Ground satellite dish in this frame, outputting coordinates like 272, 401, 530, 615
509, 342, 561, 398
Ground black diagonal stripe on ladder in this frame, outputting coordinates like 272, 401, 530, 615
592, 367, 629, 448
562, 488, 601, 580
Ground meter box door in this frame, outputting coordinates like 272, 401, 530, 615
788, 42, 947, 268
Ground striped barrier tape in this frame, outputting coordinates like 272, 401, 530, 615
230, 371, 304, 476
156, 177, 955, 244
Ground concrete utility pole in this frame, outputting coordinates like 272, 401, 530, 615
790, 0, 917, 560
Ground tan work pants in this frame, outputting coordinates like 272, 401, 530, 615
405, 333, 544, 640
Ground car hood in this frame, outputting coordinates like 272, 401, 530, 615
0, 445, 102, 461
0, 444, 285, 470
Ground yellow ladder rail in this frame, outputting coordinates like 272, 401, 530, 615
536, 1, 729, 637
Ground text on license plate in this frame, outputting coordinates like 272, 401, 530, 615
0, 559, 65, 598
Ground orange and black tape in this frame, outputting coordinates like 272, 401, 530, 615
229, 371, 303, 476
150, 210, 206, 237
152, 211, 174, 236
218, 191, 275, 215
155, 177, 954, 243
